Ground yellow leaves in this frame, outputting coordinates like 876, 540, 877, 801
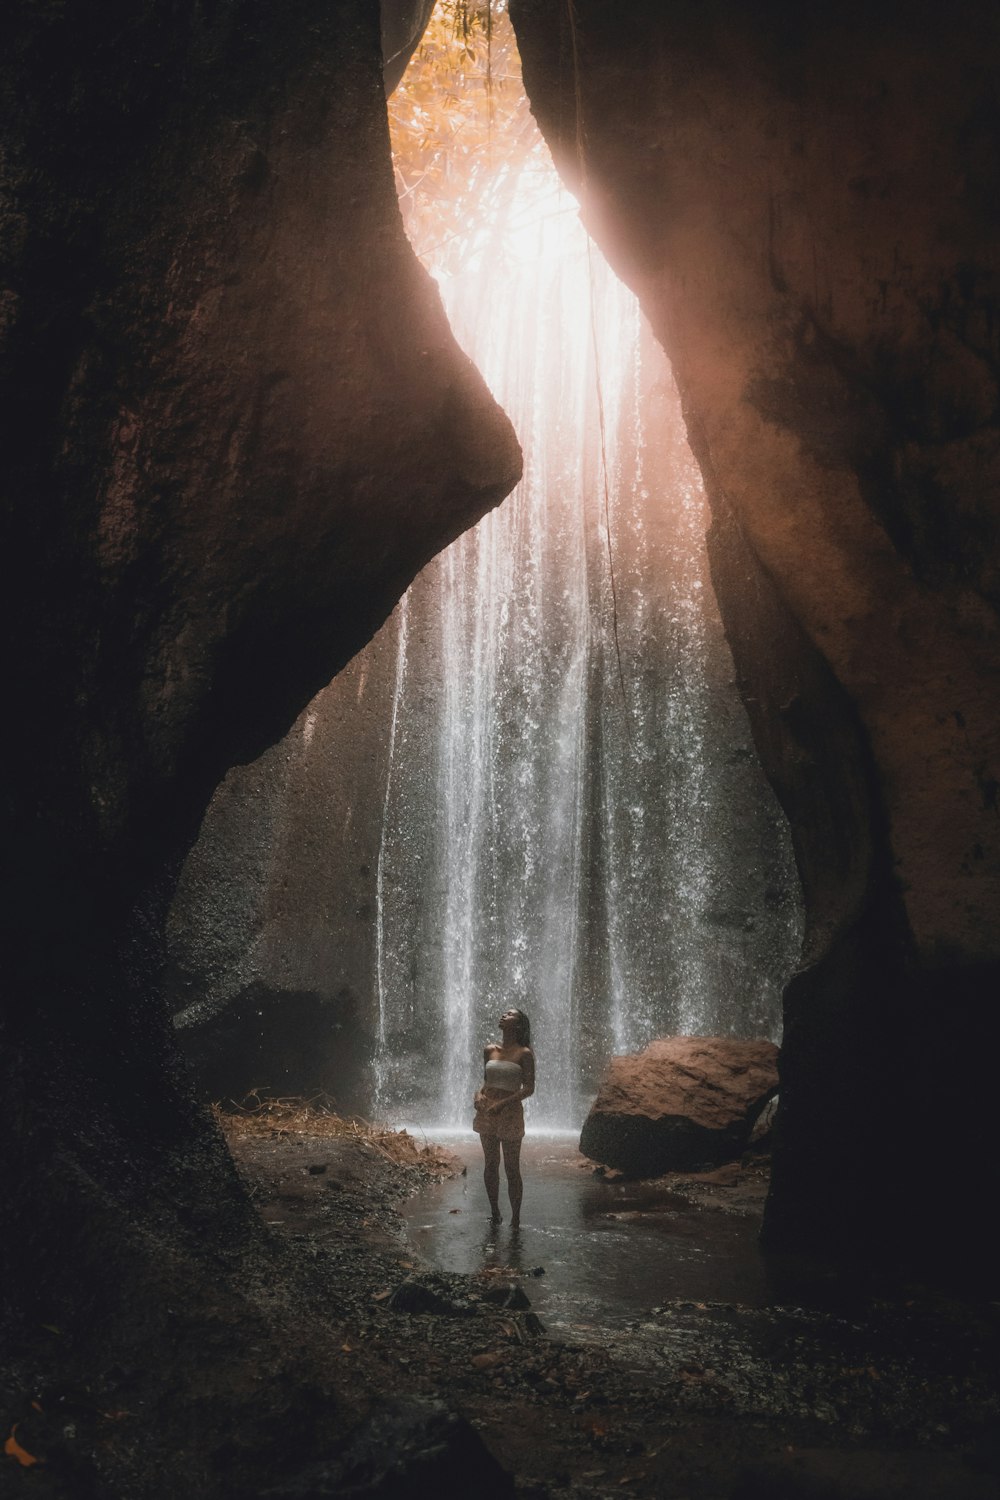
387, 1, 540, 275
4, 1426, 38, 1468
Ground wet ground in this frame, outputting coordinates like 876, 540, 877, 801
236, 1128, 1000, 1498
8, 1125, 997, 1498
404, 1136, 1000, 1465
406, 1135, 771, 1336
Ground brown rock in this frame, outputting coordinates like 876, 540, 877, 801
511, 0, 1000, 1269
471, 1351, 508, 1371
579, 1037, 779, 1176
2, 0, 519, 1345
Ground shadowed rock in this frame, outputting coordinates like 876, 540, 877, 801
510, 0, 1000, 1267
1, 0, 519, 1407
579, 1037, 779, 1176
262, 1396, 514, 1499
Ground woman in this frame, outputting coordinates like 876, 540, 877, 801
472, 1008, 535, 1228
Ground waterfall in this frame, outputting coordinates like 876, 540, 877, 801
370, 155, 799, 1131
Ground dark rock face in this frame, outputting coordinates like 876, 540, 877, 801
175, 982, 371, 1112
1, 0, 519, 1330
381, 0, 437, 95
262, 1397, 515, 1500
166, 637, 400, 1110
510, 0, 1000, 1263
579, 1037, 779, 1176
388, 1274, 477, 1317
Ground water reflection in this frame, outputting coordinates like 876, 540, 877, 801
406, 1138, 770, 1336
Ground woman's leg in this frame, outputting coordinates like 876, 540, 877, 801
481, 1135, 502, 1222
501, 1138, 523, 1229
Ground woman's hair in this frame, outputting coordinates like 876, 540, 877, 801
510, 1009, 531, 1047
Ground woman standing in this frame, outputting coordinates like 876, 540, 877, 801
472, 1008, 535, 1228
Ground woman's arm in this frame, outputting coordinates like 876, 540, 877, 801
474, 1044, 494, 1110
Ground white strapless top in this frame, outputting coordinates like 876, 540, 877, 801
484, 1059, 522, 1092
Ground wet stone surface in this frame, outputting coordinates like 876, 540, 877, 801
217, 1130, 1000, 1499
404, 1138, 774, 1332
3, 1126, 960, 1495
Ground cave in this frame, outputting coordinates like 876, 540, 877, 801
2, 2, 998, 1497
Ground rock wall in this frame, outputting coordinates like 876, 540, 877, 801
510, 0, 1000, 1266
167, 492, 802, 1120
1, 0, 518, 1331
167, 639, 400, 1112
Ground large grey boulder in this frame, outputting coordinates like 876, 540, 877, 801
579, 1036, 779, 1176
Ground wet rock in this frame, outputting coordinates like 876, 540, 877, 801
479, 1282, 532, 1310
261, 1396, 514, 1498
749, 1095, 779, 1152
579, 1037, 779, 1175
388, 1273, 476, 1317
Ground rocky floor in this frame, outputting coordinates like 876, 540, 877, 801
229, 1131, 1000, 1499
3, 1129, 999, 1499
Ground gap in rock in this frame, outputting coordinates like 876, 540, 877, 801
166, 2, 802, 1133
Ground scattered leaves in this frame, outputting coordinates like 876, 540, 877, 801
4, 1426, 38, 1468
214, 1095, 458, 1181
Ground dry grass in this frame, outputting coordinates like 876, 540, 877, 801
213, 1092, 460, 1180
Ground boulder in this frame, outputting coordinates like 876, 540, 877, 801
388, 1273, 475, 1317
262, 1396, 514, 1499
579, 1036, 779, 1176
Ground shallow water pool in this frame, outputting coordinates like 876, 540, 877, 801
403, 1135, 769, 1339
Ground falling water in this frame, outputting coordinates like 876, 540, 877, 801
370, 139, 799, 1130
373, 589, 410, 1113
